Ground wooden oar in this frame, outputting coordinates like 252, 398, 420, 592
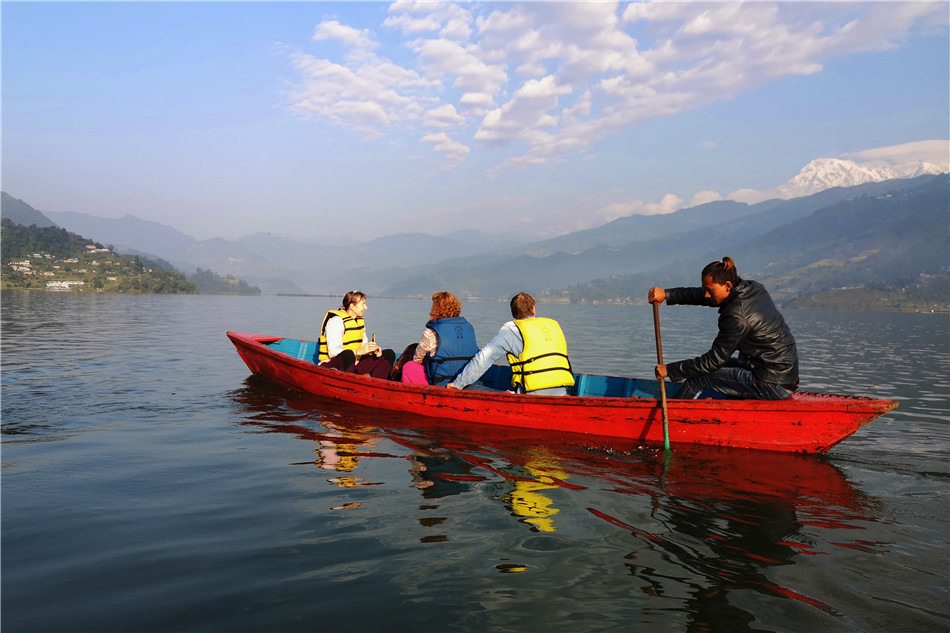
652, 302, 671, 452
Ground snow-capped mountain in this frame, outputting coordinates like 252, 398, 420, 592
732, 143, 949, 203
776, 158, 901, 197
774, 158, 947, 199
908, 162, 948, 178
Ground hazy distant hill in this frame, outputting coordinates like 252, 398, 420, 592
6, 174, 945, 301
42, 211, 194, 254
34, 206, 525, 294
2, 198, 272, 295
379, 175, 944, 298
340, 200, 771, 295
235, 233, 331, 268
232, 229, 523, 271
38, 211, 306, 294
444, 229, 526, 252
513, 200, 768, 257
564, 174, 949, 303
294, 231, 525, 276
1, 193, 58, 228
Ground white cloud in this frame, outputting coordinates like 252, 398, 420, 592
386, 2, 473, 40
728, 188, 772, 205
383, 13, 442, 36
588, 138, 948, 218
287, 3, 947, 171
649, 193, 684, 215
421, 132, 470, 168
596, 192, 684, 222
286, 47, 438, 136
689, 190, 724, 206
424, 104, 464, 129
842, 140, 950, 172
313, 20, 377, 51
410, 37, 508, 115
474, 75, 572, 143
818, 3, 950, 57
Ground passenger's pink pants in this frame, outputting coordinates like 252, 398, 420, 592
400, 361, 428, 385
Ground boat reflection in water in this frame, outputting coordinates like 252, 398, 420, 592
229, 376, 881, 628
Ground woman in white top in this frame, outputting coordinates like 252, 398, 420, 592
318, 291, 395, 378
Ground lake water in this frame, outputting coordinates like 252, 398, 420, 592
2, 291, 948, 632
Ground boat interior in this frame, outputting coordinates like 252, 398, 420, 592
264, 337, 684, 399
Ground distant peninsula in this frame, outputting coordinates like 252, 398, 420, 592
1, 218, 259, 295
784, 275, 949, 313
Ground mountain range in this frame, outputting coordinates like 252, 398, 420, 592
565, 174, 949, 303
374, 176, 950, 300
3, 159, 948, 302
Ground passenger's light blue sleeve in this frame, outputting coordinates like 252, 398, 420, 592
453, 322, 523, 389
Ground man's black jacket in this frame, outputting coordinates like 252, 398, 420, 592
665, 279, 799, 388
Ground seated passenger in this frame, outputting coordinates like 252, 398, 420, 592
412, 291, 479, 386
390, 344, 428, 385
649, 256, 799, 400
448, 292, 574, 396
318, 290, 395, 379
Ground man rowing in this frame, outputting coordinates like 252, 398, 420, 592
649, 257, 799, 400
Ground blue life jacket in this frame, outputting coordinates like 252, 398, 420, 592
424, 317, 479, 386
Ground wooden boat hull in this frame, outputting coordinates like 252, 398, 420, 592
227, 332, 898, 454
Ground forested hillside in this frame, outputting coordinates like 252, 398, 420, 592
785, 274, 949, 312
189, 268, 260, 295
1, 218, 197, 293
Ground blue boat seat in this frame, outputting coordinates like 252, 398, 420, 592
571, 373, 682, 399
265, 338, 320, 364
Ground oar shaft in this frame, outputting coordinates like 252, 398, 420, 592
652, 303, 664, 363
652, 302, 671, 452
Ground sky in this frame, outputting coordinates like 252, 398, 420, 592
2, 1, 948, 243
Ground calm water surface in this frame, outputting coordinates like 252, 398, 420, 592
2, 291, 948, 632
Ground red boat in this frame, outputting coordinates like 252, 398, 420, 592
227, 331, 898, 454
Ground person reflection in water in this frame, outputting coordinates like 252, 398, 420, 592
641, 495, 823, 630
615, 453, 847, 629
498, 447, 567, 533
314, 422, 375, 489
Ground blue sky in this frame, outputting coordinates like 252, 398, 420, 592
3, 1, 948, 242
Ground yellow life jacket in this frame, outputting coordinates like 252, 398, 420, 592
507, 317, 575, 392
318, 309, 365, 361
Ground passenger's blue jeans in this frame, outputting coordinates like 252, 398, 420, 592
675, 365, 794, 400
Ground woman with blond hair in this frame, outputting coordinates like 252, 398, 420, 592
649, 257, 798, 400
407, 291, 479, 386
